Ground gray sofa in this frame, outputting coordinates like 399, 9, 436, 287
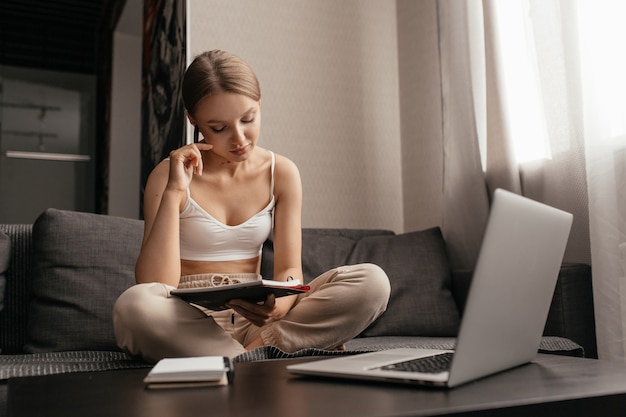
0, 208, 596, 410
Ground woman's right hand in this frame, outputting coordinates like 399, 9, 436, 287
167, 142, 213, 191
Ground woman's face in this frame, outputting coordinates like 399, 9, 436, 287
190, 92, 261, 162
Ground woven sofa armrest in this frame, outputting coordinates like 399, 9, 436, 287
451, 263, 597, 358
0, 224, 33, 355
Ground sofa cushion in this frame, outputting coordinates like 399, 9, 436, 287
0, 229, 9, 313
261, 234, 355, 284
261, 229, 394, 283
300, 234, 356, 283
348, 227, 461, 337
25, 209, 143, 353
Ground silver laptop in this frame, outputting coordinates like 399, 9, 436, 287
287, 188, 573, 388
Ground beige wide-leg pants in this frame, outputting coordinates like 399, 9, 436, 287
112, 263, 390, 363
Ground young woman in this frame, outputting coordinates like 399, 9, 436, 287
113, 50, 390, 363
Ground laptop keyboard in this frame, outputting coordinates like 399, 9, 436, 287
377, 352, 453, 374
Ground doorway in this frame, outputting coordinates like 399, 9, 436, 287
0, 65, 96, 223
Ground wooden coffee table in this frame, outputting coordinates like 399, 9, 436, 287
7, 354, 626, 417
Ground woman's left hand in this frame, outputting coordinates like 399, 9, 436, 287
227, 294, 292, 327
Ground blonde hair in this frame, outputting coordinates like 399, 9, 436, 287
182, 50, 261, 116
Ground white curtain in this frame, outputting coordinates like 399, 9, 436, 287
438, 0, 626, 360
577, 0, 626, 361
437, 0, 490, 270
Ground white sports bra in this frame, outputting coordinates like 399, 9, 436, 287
179, 151, 275, 262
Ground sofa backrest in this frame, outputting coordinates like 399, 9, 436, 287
1, 210, 464, 354
0, 223, 399, 354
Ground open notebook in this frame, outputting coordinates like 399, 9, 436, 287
287, 189, 573, 388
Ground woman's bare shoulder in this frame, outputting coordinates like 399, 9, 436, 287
271, 152, 302, 198
273, 152, 300, 176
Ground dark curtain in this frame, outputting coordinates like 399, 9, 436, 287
95, 0, 127, 214
140, 0, 186, 218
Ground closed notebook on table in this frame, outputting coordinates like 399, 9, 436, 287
143, 356, 234, 389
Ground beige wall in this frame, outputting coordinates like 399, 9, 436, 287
188, 0, 409, 232
109, 0, 142, 219
397, 0, 444, 232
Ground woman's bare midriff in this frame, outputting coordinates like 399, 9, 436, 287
180, 256, 261, 277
